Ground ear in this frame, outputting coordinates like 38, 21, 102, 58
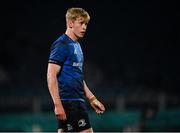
67, 20, 73, 28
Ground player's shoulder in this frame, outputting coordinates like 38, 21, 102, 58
51, 36, 69, 50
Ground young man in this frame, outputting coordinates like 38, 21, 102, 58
47, 7, 105, 132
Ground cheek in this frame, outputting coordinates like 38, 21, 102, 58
74, 25, 81, 31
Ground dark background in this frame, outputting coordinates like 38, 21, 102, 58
0, 0, 180, 131
0, 0, 179, 92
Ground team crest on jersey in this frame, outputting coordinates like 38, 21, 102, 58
74, 48, 78, 54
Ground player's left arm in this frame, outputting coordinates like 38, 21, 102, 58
83, 80, 105, 114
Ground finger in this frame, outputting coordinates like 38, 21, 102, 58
93, 105, 100, 112
96, 110, 104, 114
56, 114, 62, 120
96, 110, 100, 114
95, 103, 105, 111
97, 103, 105, 111
63, 114, 67, 120
56, 114, 65, 120
92, 103, 104, 113
97, 109, 104, 113
100, 105, 105, 111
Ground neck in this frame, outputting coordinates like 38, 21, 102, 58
65, 28, 78, 42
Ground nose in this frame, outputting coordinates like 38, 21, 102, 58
82, 24, 87, 30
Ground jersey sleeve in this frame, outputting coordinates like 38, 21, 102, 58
48, 42, 69, 66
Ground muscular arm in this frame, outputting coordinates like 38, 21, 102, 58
83, 80, 105, 114
47, 63, 66, 120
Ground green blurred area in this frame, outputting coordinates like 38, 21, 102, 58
0, 109, 180, 132
145, 109, 180, 131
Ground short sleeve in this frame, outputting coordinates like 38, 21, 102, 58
48, 42, 69, 66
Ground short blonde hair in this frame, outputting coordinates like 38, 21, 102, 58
66, 7, 90, 23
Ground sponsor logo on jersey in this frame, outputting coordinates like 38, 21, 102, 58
73, 62, 82, 67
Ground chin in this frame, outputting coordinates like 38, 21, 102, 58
78, 35, 84, 38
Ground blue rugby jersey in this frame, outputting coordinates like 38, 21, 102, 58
48, 34, 85, 102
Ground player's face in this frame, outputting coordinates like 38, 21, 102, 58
71, 17, 89, 38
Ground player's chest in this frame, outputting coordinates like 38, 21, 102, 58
70, 43, 84, 62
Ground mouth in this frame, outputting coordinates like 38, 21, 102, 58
80, 32, 85, 36
81, 32, 85, 34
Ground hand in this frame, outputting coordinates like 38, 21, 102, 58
54, 105, 67, 120
90, 97, 105, 114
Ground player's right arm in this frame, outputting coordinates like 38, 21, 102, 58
47, 63, 66, 120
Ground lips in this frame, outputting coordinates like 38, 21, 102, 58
81, 31, 85, 34
80, 32, 85, 36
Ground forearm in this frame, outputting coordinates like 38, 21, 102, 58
47, 75, 62, 106
83, 80, 105, 113
83, 80, 94, 100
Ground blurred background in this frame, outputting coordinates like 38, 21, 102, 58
0, 0, 180, 132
